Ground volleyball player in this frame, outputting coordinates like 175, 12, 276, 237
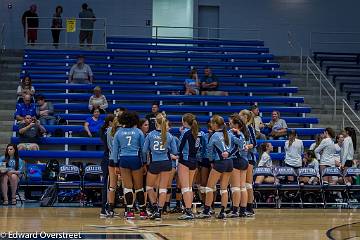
99, 114, 114, 218
110, 111, 147, 220
143, 113, 178, 220
227, 114, 251, 218
197, 115, 232, 219
105, 116, 121, 218
177, 113, 202, 220
198, 120, 212, 206
239, 110, 257, 216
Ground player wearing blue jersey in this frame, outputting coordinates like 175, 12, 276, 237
198, 120, 212, 205
228, 114, 252, 218
239, 109, 257, 216
177, 113, 201, 220
197, 115, 232, 219
105, 116, 122, 218
110, 111, 147, 220
143, 113, 178, 220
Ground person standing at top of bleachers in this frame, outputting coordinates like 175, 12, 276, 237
266, 111, 288, 140
184, 69, 200, 95
51, 6, 63, 48
250, 105, 266, 140
79, 3, 96, 47
21, 4, 39, 45
200, 67, 228, 96
88, 86, 108, 114
145, 102, 160, 132
68, 55, 93, 84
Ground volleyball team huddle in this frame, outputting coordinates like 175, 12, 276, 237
104, 109, 257, 221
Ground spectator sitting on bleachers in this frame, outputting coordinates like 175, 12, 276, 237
17, 115, 46, 151
284, 130, 304, 181
200, 67, 228, 96
255, 142, 274, 184
250, 105, 266, 140
17, 75, 35, 103
15, 94, 36, 122
68, 55, 93, 84
300, 150, 319, 185
314, 128, 336, 185
0, 144, 25, 205
84, 107, 104, 138
36, 95, 56, 126
265, 111, 288, 140
145, 102, 160, 132
184, 69, 200, 95
88, 86, 108, 114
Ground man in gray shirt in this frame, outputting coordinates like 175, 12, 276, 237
79, 3, 96, 47
17, 115, 46, 151
68, 55, 93, 84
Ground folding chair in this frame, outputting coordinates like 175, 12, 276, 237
82, 165, 103, 206
322, 167, 347, 208
253, 167, 277, 208
276, 167, 301, 208
57, 165, 82, 204
344, 167, 360, 207
298, 167, 324, 207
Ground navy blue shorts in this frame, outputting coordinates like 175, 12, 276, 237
108, 160, 119, 168
149, 161, 172, 174
119, 156, 142, 170
233, 157, 249, 171
199, 158, 211, 168
179, 159, 197, 170
213, 160, 233, 173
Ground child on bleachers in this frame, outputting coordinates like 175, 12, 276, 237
255, 142, 274, 184
300, 150, 319, 185
184, 69, 200, 95
17, 75, 35, 103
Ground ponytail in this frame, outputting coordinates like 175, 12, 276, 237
160, 117, 167, 145
223, 127, 229, 146
191, 119, 199, 139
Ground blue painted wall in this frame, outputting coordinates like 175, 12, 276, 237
1, 0, 359, 54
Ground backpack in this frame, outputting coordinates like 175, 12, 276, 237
42, 159, 60, 181
40, 184, 57, 207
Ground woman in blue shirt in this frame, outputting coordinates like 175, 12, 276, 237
184, 69, 200, 95
228, 114, 251, 218
177, 113, 202, 220
239, 109, 257, 216
197, 115, 232, 219
0, 144, 25, 205
84, 107, 104, 137
143, 113, 178, 220
110, 111, 146, 220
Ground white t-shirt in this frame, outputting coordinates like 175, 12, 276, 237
258, 152, 272, 167
284, 138, 304, 167
314, 137, 336, 166
341, 136, 354, 164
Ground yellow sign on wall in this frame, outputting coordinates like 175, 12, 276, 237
66, 19, 76, 32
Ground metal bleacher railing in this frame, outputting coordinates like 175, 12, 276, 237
25, 17, 107, 47
0, 23, 5, 53
306, 56, 337, 118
